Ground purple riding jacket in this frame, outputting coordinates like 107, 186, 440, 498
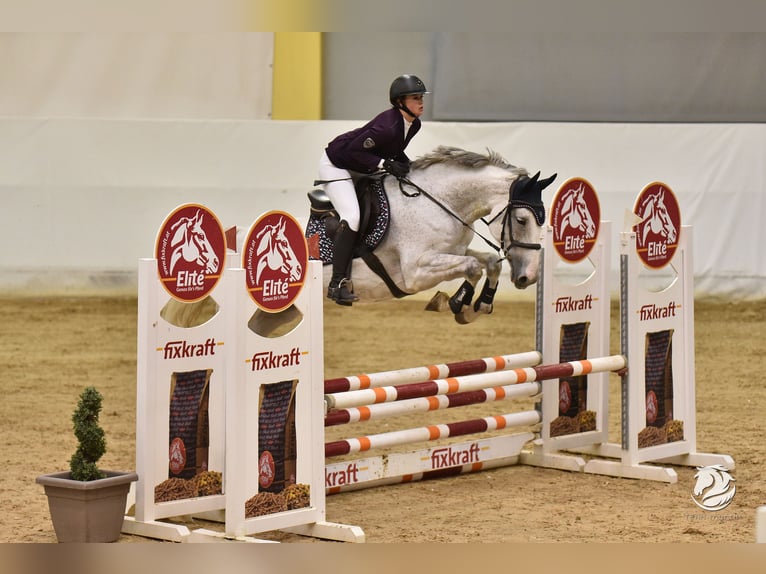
325, 107, 421, 174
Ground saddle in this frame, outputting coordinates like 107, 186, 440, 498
305, 175, 391, 265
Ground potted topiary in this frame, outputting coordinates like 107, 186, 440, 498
36, 386, 138, 542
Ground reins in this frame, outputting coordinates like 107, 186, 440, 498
395, 174, 542, 260
395, 175, 503, 254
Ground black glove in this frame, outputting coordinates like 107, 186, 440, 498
383, 159, 410, 178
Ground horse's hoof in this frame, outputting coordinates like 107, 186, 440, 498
454, 312, 471, 325
473, 303, 494, 316
425, 291, 449, 312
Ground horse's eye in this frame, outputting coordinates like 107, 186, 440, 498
515, 216, 527, 226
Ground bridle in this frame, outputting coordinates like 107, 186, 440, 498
487, 178, 545, 253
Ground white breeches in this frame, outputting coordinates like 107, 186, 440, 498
318, 151, 360, 232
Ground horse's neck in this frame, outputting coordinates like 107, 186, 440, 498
414, 168, 510, 221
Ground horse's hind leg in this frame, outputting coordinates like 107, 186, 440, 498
452, 250, 503, 324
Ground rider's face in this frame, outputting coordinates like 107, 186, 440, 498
401, 94, 424, 118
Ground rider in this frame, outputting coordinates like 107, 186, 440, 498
318, 74, 429, 306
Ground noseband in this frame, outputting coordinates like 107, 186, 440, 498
500, 211, 544, 254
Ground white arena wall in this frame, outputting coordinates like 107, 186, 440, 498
1, 118, 764, 300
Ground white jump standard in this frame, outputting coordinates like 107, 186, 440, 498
125, 206, 363, 543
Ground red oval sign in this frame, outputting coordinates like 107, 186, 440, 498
633, 182, 682, 269
258, 450, 275, 489
168, 437, 187, 475
646, 390, 659, 425
559, 380, 572, 414
550, 177, 601, 262
155, 204, 226, 302
243, 211, 308, 313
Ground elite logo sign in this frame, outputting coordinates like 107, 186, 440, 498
633, 182, 681, 269
550, 177, 600, 262
155, 204, 226, 302
243, 211, 308, 313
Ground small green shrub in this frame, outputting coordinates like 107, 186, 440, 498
69, 386, 107, 481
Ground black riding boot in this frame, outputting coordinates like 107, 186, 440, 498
328, 221, 359, 306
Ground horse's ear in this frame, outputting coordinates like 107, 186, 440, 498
540, 173, 557, 191
530, 171, 540, 183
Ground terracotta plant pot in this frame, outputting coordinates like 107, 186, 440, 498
36, 470, 138, 543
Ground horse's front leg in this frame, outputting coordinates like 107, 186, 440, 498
450, 250, 503, 324
405, 252, 484, 313
406, 251, 497, 325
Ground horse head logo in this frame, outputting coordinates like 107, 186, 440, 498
255, 216, 303, 285
169, 210, 220, 275
558, 182, 596, 239
691, 464, 736, 511
637, 188, 677, 247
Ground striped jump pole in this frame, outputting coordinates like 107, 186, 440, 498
325, 381, 541, 427
325, 355, 626, 411
326, 452, 523, 495
325, 410, 542, 458
324, 350, 542, 394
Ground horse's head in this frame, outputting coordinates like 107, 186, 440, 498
272, 218, 303, 282
693, 464, 733, 496
562, 184, 596, 238
169, 210, 220, 274
504, 171, 557, 288
654, 191, 677, 243
255, 217, 303, 284
187, 212, 220, 274
639, 190, 677, 245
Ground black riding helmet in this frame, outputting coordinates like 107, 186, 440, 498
389, 74, 429, 118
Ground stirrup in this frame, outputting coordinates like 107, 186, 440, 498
327, 278, 359, 306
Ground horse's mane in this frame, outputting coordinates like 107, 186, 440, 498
412, 145, 526, 175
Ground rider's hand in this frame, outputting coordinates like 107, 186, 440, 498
383, 159, 410, 178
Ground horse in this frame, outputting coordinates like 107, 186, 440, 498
559, 182, 596, 238
691, 464, 736, 511
307, 146, 556, 324
169, 209, 220, 275
255, 216, 303, 284
637, 187, 677, 247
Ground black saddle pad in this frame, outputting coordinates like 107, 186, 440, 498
305, 178, 391, 265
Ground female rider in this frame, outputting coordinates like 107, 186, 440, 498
318, 74, 429, 305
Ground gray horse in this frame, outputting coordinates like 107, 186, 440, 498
311, 146, 556, 324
